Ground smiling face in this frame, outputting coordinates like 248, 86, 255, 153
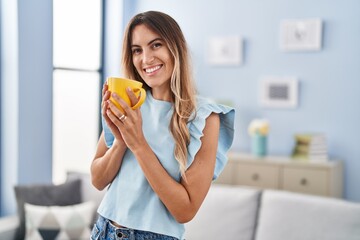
131, 24, 174, 100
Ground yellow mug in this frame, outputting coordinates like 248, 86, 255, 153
107, 77, 146, 113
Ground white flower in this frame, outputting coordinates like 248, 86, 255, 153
248, 119, 270, 136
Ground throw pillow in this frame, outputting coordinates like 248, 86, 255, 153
24, 201, 95, 240
14, 179, 82, 240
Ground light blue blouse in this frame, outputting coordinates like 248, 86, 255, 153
97, 91, 235, 239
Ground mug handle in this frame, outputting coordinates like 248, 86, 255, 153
131, 88, 146, 109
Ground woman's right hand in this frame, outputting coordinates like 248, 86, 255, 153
101, 82, 124, 144
91, 82, 128, 191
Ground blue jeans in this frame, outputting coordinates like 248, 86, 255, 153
90, 215, 179, 240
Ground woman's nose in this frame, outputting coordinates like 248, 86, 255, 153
143, 50, 154, 64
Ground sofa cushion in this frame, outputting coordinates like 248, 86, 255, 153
66, 171, 106, 224
24, 201, 95, 240
185, 184, 261, 240
66, 171, 106, 209
255, 190, 360, 240
0, 215, 19, 240
14, 179, 82, 240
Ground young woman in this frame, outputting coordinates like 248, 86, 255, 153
90, 11, 235, 240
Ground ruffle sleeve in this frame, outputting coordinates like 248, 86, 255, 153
187, 97, 235, 180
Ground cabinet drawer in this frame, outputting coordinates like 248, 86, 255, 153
282, 167, 328, 196
215, 161, 236, 184
234, 163, 280, 189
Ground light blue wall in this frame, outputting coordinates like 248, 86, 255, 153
0, 0, 53, 216
17, 0, 53, 184
133, 0, 360, 201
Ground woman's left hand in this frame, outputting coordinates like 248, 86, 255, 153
106, 88, 146, 152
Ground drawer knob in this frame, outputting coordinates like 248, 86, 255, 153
300, 178, 308, 185
252, 173, 260, 181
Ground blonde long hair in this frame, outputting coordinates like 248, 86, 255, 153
121, 11, 196, 177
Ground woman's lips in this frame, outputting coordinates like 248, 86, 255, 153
144, 65, 162, 75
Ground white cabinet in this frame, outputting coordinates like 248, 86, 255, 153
215, 152, 343, 198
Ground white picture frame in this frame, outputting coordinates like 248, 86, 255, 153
280, 18, 323, 52
207, 36, 243, 66
259, 76, 299, 109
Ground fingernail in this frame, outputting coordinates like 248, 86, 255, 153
127, 87, 131, 91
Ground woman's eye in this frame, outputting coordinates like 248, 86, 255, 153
132, 48, 142, 55
153, 42, 162, 49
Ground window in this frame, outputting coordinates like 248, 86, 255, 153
52, 0, 103, 183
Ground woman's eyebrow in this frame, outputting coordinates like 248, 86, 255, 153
148, 38, 163, 45
131, 38, 163, 48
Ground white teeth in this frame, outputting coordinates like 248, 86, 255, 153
145, 65, 161, 73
